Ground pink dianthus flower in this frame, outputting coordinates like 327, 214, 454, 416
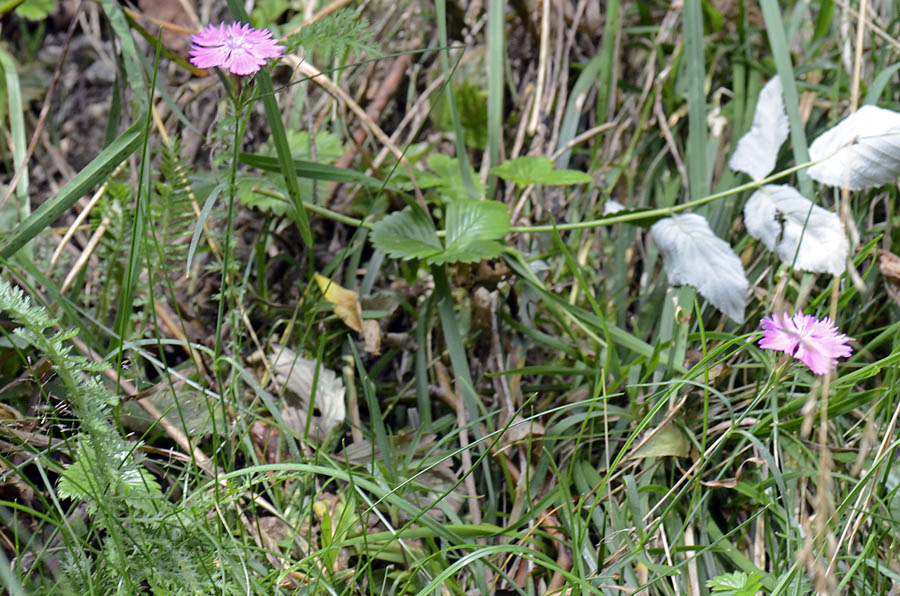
190, 23, 284, 76
758, 311, 852, 375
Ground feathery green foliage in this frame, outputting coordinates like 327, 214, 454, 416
150, 137, 196, 269
286, 9, 381, 60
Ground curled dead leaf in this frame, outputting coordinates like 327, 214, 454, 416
700, 456, 765, 488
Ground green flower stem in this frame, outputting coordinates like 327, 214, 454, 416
251, 187, 374, 229
213, 92, 244, 368
508, 161, 813, 234
256, 161, 811, 242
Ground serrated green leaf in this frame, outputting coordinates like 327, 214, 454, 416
435, 199, 509, 264
236, 176, 292, 216
373, 200, 510, 265
491, 155, 592, 187
59, 443, 163, 515
444, 199, 509, 247
371, 208, 442, 261
430, 239, 505, 265
119, 465, 163, 514
58, 459, 93, 505
706, 571, 764, 596
418, 154, 485, 202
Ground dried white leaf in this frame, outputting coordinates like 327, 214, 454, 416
603, 200, 626, 215
744, 185, 847, 275
807, 105, 900, 190
650, 214, 748, 322
250, 345, 346, 438
729, 76, 789, 181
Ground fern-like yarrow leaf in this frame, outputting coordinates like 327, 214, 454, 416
287, 9, 381, 58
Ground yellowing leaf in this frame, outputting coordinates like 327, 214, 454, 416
314, 273, 363, 333
631, 422, 689, 459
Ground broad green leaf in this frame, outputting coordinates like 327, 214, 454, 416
433, 199, 509, 264
371, 208, 442, 261
372, 200, 510, 265
490, 155, 591, 187
430, 239, 504, 265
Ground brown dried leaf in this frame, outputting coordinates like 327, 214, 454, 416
879, 250, 900, 279
879, 250, 900, 306
362, 319, 381, 355
497, 415, 544, 454
136, 0, 193, 52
